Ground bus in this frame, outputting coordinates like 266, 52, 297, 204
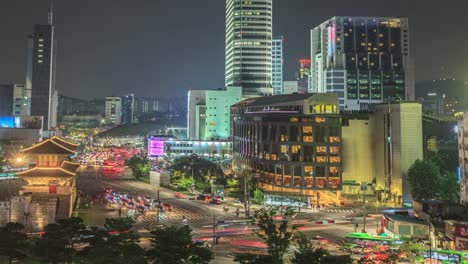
344, 232, 403, 252
419, 249, 468, 264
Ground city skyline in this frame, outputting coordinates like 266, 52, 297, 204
0, 0, 467, 99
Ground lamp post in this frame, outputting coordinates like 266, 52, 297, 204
363, 200, 368, 233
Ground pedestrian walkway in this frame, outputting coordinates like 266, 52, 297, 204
322, 208, 360, 214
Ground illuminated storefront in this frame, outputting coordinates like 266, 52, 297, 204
231, 93, 342, 204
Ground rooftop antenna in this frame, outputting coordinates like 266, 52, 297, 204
48, 0, 54, 25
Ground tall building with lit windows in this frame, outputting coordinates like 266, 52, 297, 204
272, 36, 283, 95
29, 20, 57, 130
225, 0, 273, 97
310, 17, 414, 110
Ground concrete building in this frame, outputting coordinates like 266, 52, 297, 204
225, 0, 273, 97
187, 87, 242, 141
272, 36, 284, 95
458, 113, 468, 205
148, 135, 232, 158
231, 93, 342, 205
311, 17, 414, 110
230, 94, 423, 205
341, 102, 423, 205
282, 81, 308, 95
105, 97, 122, 125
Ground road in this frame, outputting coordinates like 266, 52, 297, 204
76, 165, 372, 262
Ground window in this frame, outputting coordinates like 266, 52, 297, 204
330, 156, 340, 163
399, 225, 411, 235
38, 60, 43, 63
316, 156, 328, 162
329, 136, 341, 143
315, 117, 326, 123
303, 136, 313, 142
414, 226, 426, 236
330, 146, 339, 154
303, 126, 312, 133
316, 146, 326, 154
304, 166, 313, 176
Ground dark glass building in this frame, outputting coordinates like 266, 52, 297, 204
29, 23, 56, 130
231, 93, 342, 204
311, 17, 414, 110
0, 84, 14, 116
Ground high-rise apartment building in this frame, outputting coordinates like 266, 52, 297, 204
272, 36, 283, 95
225, 0, 273, 97
187, 87, 242, 141
105, 97, 122, 125
311, 17, 414, 110
29, 21, 57, 130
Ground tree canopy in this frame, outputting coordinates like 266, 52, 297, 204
146, 225, 212, 264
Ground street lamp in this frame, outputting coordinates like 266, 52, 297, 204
363, 200, 368, 233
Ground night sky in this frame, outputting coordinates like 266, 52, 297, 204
0, 0, 467, 99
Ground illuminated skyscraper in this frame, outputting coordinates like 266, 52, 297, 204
311, 17, 414, 110
225, 0, 273, 97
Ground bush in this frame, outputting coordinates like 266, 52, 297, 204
195, 181, 211, 193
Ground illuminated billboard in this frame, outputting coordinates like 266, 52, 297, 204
148, 138, 165, 157
0, 116, 15, 128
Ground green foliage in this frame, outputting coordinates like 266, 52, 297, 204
439, 171, 460, 201
0, 223, 27, 264
33, 217, 86, 264
170, 155, 223, 183
408, 158, 460, 201
399, 240, 424, 263
408, 159, 441, 200
254, 188, 264, 204
227, 178, 240, 188
126, 156, 150, 179
195, 180, 212, 193
0, 147, 6, 173
77, 218, 145, 264
178, 175, 195, 192
253, 207, 296, 264
146, 225, 213, 264
290, 232, 352, 264
234, 254, 273, 263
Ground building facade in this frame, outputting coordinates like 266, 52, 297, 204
272, 36, 284, 95
458, 113, 468, 205
121, 94, 134, 125
148, 135, 232, 158
311, 17, 414, 110
231, 93, 342, 205
341, 102, 423, 205
225, 0, 273, 97
0, 84, 14, 116
187, 87, 242, 141
29, 23, 57, 130
105, 97, 122, 125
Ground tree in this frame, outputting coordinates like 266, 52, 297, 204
439, 171, 460, 201
0, 223, 27, 264
125, 156, 150, 179
290, 232, 352, 264
77, 218, 146, 264
407, 159, 441, 200
250, 207, 295, 264
33, 217, 86, 264
0, 147, 7, 173
254, 188, 264, 204
146, 225, 213, 264
399, 240, 424, 263
178, 175, 195, 192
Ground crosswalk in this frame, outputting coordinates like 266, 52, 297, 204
132, 208, 238, 228
322, 208, 361, 214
